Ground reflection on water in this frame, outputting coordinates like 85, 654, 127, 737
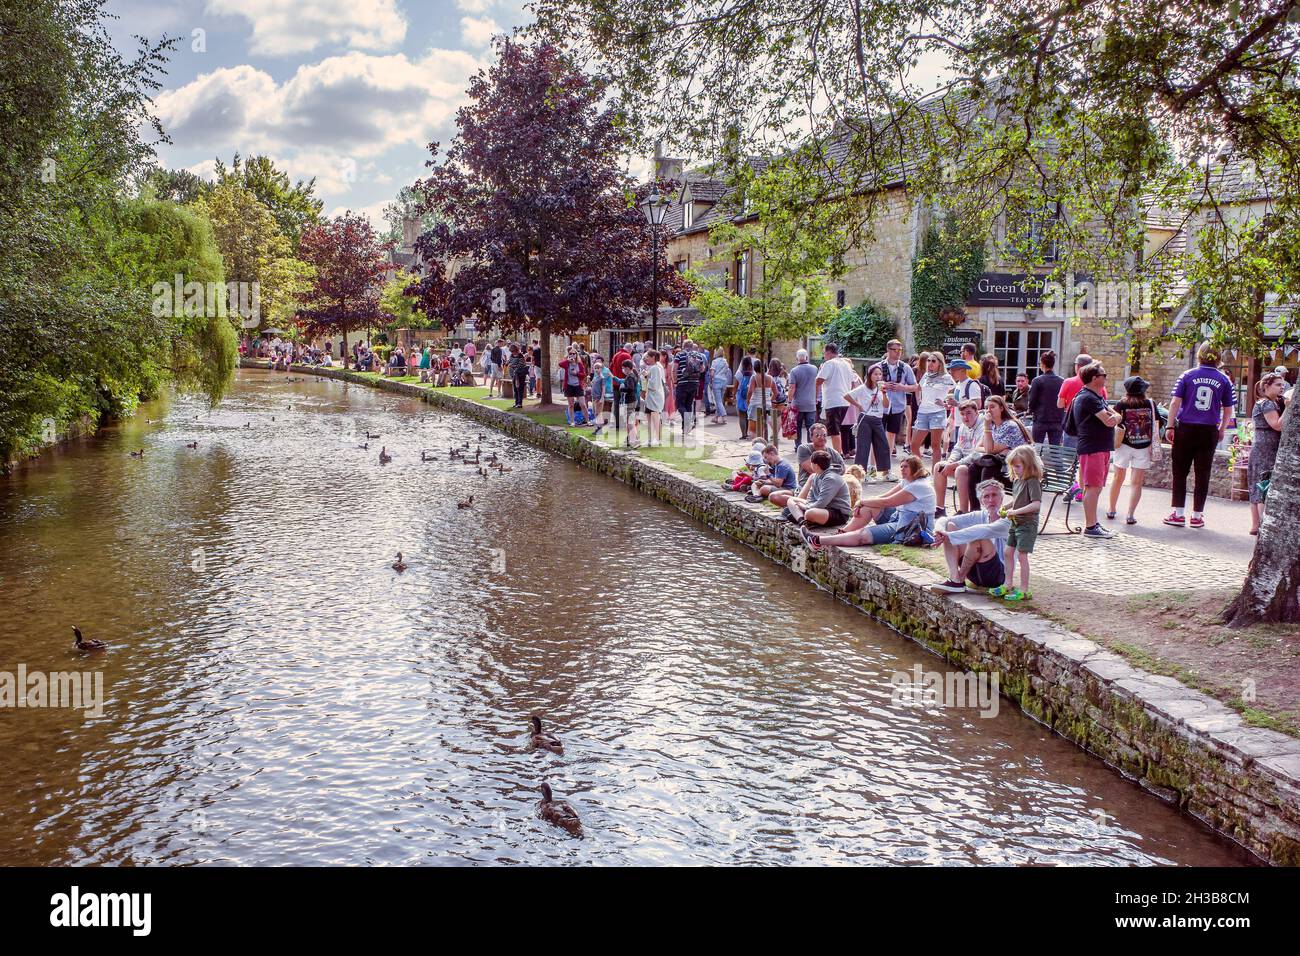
0, 371, 1252, 865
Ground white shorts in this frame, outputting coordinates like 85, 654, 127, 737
1113, 443, 1153, 470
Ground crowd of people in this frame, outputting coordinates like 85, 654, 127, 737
722, 339, 1290, 604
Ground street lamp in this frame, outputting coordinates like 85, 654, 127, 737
640, 186, 669, 348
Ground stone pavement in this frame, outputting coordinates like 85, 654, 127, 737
595, 406, 1257, 594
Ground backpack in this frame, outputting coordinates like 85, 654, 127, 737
1063, 396, 1078, 437
774, 377, 789, 404
684, 352, 703, 378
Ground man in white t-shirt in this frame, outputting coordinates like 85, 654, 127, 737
815, 343, 855, 453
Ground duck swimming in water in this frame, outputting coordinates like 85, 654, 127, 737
538, 783, 582, 837
530, 715, 563, 754
129, 449, 145, 458
378, 446, 392, 464
72, 626, 106, 652
185, 441, 198, 449
391, 552, 407, 572
457, 495, 474, 509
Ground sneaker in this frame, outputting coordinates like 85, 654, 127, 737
988, 584, 1010, 598
1083, 524, 1115, 539
1162, 512, 1185, 527
932, 579, 966, 594
934, 507, 948, 519
743, 493, 763, 503
1188, 515, 1205, 529
798, 525, 817, 548
1004, 589, 1032, 602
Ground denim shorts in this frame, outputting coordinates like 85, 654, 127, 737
914, 409, 947, 431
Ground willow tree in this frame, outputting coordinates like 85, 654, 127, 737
536, 0, 1300, 623
690, 153, 844, 447
406, 38, 689, 405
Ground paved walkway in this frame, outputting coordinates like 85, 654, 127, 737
591, 405, 1257, 592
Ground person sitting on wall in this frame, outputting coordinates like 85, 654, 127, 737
930, 479, 1011, 593
784, 450, 853, 528
747, 444, 799, 502
769, 423, 844, 510
800, 455, 935, 550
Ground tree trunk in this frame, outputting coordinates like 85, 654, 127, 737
341, 327, 350, 370
1222, 398, 1300, 626
539, 320, 553, 406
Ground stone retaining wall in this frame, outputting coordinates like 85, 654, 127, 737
256, 360, 1300, 865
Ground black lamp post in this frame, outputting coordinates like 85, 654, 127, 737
640, 186, 668, 348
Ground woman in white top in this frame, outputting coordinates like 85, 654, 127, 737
846, 364, 891, 478
642, 348, 666, 445
910, 351, 955, 461
746, 360, 777, 439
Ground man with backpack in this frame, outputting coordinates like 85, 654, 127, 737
674, 338, 705, 432
872, 339, 918, 458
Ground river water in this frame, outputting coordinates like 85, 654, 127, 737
0, 370, 1251, 865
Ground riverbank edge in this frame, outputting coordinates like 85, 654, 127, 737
256, 360, 1300, 865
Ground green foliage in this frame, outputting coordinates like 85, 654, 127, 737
212, 153, 323, 246
825, 300, 897, 357
379, 269, 426, 328
0, 0, 204, 465
909, 222, 986, 351
690, 154, 844, 354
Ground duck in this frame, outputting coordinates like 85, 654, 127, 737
185, 441, 198, 449
244, 422, 252, 428
530, 715, 563, 754
420, 450, 434, 462
378, 447, 392, 464
72, 626, 106, 652
128, 448, 145, 458
499, 465, 512, 473
477, 433, 486, 441
459, 442, 470, 451
391, 551, 407, 572
457, 495, 474, 509
538, 783, 582, 837
366, 431, 381, 439
358, 442, 369, 450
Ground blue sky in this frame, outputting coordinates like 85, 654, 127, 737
107, 0, 536, 225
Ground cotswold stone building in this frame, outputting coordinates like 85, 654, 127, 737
638, 148, 1124, 383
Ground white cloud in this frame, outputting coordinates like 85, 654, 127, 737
329, 200, 390, 229
154, 48, 484, 163
459, 15, 500, 48
206, 0, 407, 56
455, 0, 493, 12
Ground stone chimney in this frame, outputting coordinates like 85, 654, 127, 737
652, 139, 685, 182
402, 216, 419, 252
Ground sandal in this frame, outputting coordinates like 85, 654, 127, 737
1003, 589, 1032, 602
987, 584, 1010, 598
1126, 516, 1137, 525
1105, 511, 1116, 521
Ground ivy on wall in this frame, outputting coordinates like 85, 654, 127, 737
909, 221, 986, 351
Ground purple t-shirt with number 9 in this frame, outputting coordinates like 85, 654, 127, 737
1171, 365, 1235, 427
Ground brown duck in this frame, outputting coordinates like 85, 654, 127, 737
538, 783, 582, 837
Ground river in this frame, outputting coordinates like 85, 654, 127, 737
0, 370, 1252, 865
